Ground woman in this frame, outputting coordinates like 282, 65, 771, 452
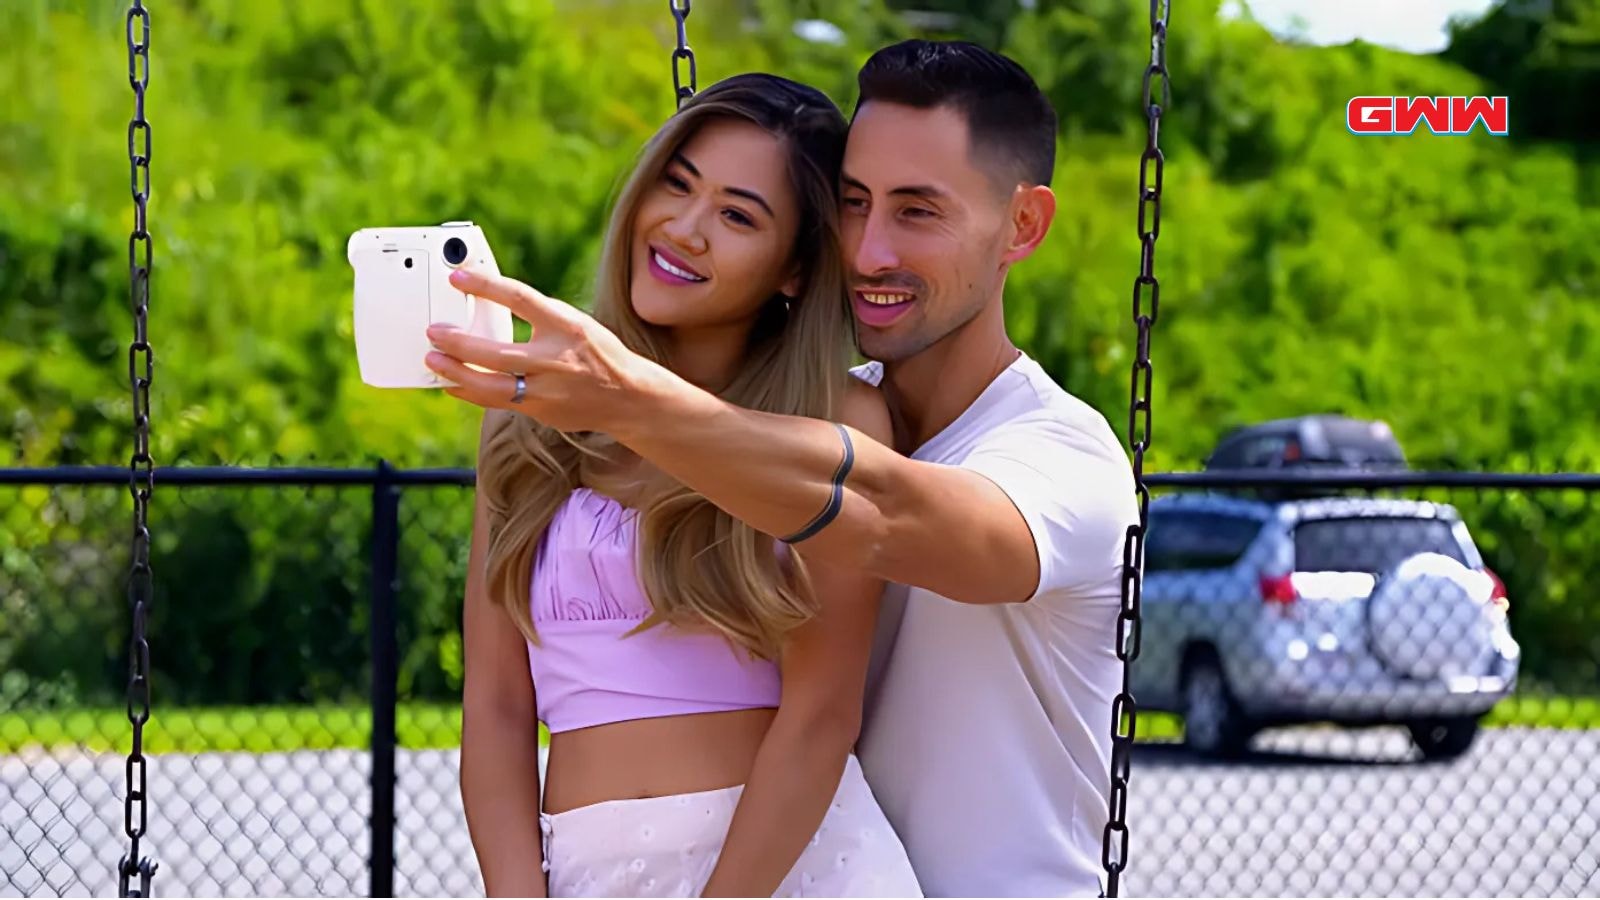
456, 73, 922, 898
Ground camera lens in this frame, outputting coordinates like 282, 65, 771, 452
443, 237, 469, 267
404, 257, 414, 269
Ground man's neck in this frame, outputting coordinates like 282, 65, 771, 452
878, 300, 1020, 452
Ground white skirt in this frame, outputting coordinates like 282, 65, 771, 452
539, 754, 923, 897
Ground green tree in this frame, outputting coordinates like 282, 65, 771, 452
1, 0, 1594, 703
1445, 0, 1600, 142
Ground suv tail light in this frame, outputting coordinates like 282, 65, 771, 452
1483, 566, 1509, 611
1259, 573, 1298, 605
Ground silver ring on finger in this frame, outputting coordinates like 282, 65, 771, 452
511, 373, 527, 405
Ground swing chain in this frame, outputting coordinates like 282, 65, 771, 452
669, 0, 696, 108
1103, 0, 1167, 895
120, 1, 158, 897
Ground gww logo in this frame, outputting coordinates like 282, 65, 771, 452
1346, 96, 1509, 136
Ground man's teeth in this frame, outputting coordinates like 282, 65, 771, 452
655, 252, 706, 282
861, 292, 911, 306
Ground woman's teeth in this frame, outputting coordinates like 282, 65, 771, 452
655, 252, 706, 282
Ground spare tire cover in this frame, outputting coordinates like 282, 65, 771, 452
1368, 552, 1497, 680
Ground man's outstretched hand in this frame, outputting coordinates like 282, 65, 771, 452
423, 267, 664, 435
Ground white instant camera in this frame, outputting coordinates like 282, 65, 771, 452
347, 221, 514, 388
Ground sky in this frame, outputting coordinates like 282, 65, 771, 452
795, 1, 1506, 54
1222, 0, 1501, 53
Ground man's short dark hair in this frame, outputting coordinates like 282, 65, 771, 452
854, 39, 1057, 189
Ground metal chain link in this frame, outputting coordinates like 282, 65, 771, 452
120, 1, 158, 896
668, 0, 696, 108
1102, 0, 1167, 895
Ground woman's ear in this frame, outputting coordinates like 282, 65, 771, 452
780, 262, 804, 300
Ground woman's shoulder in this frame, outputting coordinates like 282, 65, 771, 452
839, 375, 892, 447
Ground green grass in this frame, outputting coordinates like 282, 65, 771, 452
1484, 694, 1600, 729
0, 703, 549, 755
1131, 712, 1185, 741
1125, 694, 1600, 743
3, 696, 1593, 755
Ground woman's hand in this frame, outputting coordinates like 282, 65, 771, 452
423, 268, 666, 435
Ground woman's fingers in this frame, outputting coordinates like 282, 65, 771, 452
422, 274, 641, 434
446, 268, 584, 330
424, 325, 533, 376
425, 351, 520, 410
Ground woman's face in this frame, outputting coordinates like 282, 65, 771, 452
630, 118, 802, 332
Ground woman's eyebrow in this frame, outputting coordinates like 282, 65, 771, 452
723, 186, 774, 218
671, 152, 774, 218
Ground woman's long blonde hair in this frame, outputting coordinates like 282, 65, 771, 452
478, 74, 853, 661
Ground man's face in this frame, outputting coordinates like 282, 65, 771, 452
839, 102, 1013, 362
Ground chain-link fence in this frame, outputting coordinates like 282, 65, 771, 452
2, 464, 1596, 897
0, 465, 478, 897
1124, 469, 1599, 897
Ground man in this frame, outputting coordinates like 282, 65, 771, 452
426, 40, 1138, 897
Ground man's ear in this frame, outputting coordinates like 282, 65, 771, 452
1001, 184, 1056, 265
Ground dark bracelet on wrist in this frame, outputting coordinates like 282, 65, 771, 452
780, 422, 855, 544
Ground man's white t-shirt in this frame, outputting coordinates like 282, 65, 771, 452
852, 353, 1138, 898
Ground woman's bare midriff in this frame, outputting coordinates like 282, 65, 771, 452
541, 708, 778, 814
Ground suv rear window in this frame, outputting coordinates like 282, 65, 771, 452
1293, 517, 1466, 573
1146, 511, 1264, 572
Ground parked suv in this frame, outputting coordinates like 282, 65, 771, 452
1204, 414, 1409, 472
1134, 418, 1520, 760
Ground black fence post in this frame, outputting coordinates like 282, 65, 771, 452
369, 460, 400, 898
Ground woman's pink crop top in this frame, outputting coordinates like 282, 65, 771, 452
525, 487, 781, 734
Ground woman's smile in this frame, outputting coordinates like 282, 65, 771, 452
646, 243, 710, 285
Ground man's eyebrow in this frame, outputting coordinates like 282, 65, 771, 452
890, 184, 951, 201
842, 173, 950, 202
671, 152, 774, 218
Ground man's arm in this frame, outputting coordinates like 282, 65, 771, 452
612, 374, 1046, 605
420, 268, 1127, 606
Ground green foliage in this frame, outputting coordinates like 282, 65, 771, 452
1, 0, 1596, 706
1445, 0, 1600, 142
